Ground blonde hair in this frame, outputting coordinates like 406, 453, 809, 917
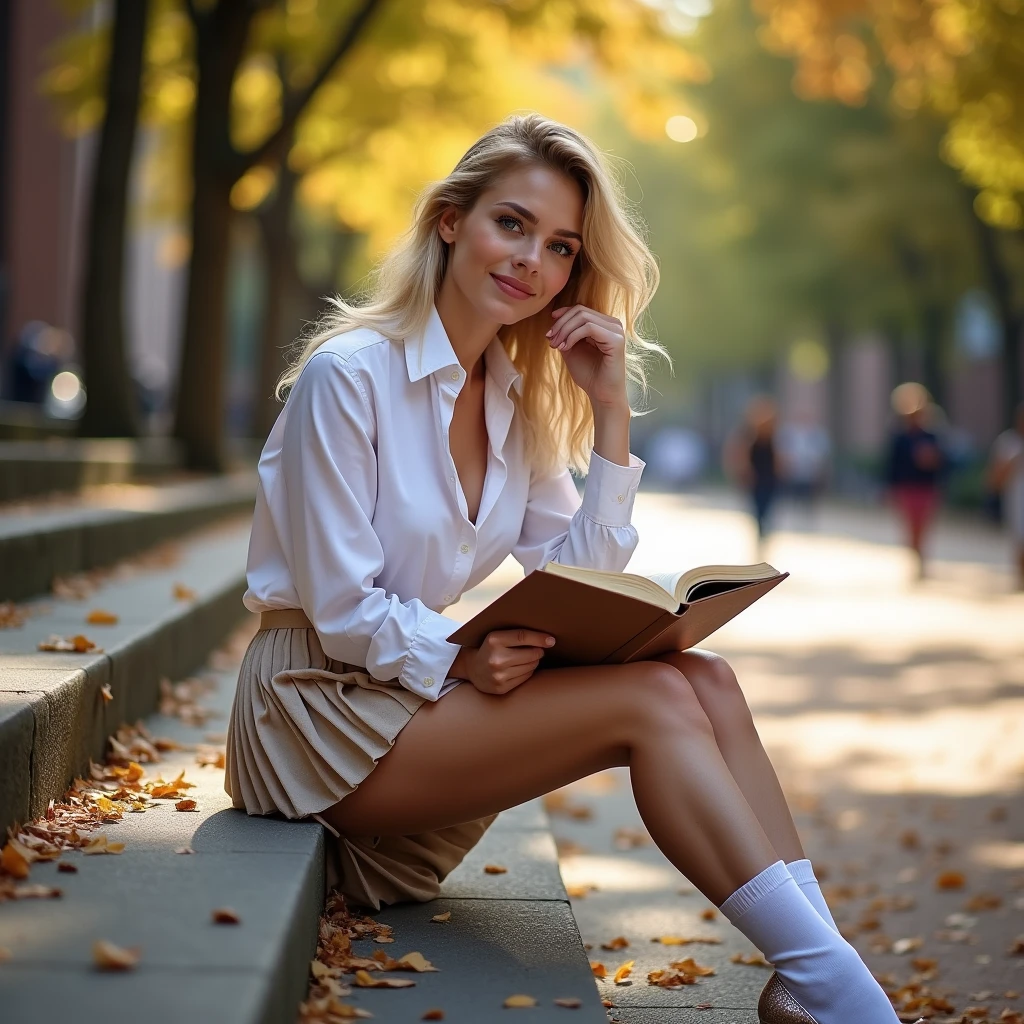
276, 113, 666, 474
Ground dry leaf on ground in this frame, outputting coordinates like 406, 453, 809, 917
38, 634, 102, 653
86, 610, 119, 625
422, 1010, 445, 1020
503, 994, 537, 1007
212, 907, 241, 924
613, 960, 635, 984
93, 939, 140, 971
483, 863, 507, 874
590, 961, 607, 979
174, 847, 194, 855
601, 936, 629, 950
430, 911, 451, 923
668, 958, 715, 976
553, 997, 582, 1008
174, 799, 197, 812
731, 952, 771, 968
172, 583, 197, 601
352, 969, 414, 988
647, 969, 699, 989
100, 684, 113, 702
82, 835, 125, 856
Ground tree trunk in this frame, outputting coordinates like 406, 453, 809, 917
172, 3, 254, 471
78, 0, 150, 438
969, 203, 1023, 428
253, 163, 299, 439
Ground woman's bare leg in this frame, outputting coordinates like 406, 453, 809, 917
322, 660, 779, 905
656, 649, 805, 863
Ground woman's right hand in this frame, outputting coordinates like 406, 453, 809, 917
451, 629, 556, 695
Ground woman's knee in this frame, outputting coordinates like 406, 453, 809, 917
662, 651, 754, 731
625, 661, 715, 740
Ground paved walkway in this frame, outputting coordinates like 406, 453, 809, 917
452, 490, 1024, 1023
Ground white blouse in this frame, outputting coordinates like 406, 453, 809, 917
242, 306, 645, 702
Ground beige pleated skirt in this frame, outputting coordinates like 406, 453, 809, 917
224, 621, 497, 910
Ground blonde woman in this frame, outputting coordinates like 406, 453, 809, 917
226, 115, 913, 1024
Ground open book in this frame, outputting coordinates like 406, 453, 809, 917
447, 562, 788, 665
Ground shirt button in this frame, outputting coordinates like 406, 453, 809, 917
450, 370, 460, 381
423, 676, 435, 686
616, 494, 625, 503
443, 594, 453, 603
460, 543, 470, 554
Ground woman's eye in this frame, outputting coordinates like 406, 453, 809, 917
497, 215, 522, 232
550, 241, 576, 258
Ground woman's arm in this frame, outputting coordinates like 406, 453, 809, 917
279, 352, 458, 701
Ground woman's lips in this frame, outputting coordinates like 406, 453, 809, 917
490, 273, 535, 299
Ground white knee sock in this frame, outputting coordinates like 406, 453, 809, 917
786, 858, 839, 932
720, 861, 898, 1024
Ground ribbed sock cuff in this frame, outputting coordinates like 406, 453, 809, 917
719, 859, 791, 921
786, 858, 815, 887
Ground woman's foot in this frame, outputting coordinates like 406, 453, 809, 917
758, 972, 926, 1024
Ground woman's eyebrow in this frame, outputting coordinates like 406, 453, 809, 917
496, 201, 583, 243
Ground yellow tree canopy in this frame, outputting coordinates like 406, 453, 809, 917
751, 0, 1024, 228
43, 0, 707, 253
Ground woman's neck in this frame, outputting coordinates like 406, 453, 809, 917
435, 276, 499, 378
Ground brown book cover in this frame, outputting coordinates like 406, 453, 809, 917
447, 568, 789, 666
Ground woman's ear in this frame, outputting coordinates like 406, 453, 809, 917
437, 205, 460, 244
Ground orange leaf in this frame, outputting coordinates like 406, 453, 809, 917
667, 957, 715, 976
613, 960, 635, 984
212, 907, 241, 924
82, 835, 124, 856
172, 583, 197, 601
699, 908, 718, 921
92, 939, 140, 971
57, 861, 78, 874
87, 610, 119, 626
1, 840, 34, 879
590, 961, 607, 979
174, 799, 197, 812
601, 936, 629, 950
936, 870, 966, 890
100, 684, 113, 703
484, 863, 508, 874
422, 1011, 445, 1020
430, 911, 451, 923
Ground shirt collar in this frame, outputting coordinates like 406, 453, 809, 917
404, 305, 523, 397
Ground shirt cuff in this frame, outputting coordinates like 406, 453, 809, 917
580, 450, 645, 527
400, 612, 462, 702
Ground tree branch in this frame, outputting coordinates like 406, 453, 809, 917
233, 0, 383, 181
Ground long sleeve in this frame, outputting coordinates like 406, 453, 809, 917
280, 352, 458, 701
512, 450, 644, 574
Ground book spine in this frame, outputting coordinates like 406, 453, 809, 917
602, 610, 681, 664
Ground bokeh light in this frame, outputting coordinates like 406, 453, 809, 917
665, 115, 698, 142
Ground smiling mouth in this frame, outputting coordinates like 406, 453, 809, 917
490, 273, 536, 299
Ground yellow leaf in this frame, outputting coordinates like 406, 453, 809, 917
87, 609, 119, 625
353, 969, 415, 988
503, 994, 537, 1007
590, 961, 607, 979
394, 951, 438, 972
613, 959, 635, 984
431, 911, 451, 923
0, 841, 31, 879
601, 936, 629, 950
82, 834, 124, 855
667, 957, 715, 976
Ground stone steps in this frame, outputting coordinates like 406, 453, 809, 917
0, 518, 252, 836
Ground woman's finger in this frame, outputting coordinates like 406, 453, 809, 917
489, 628, 556, 649
546, 308, 590, 345
559, 321, 620, 355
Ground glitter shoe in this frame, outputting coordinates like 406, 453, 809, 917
758, 972, 926, 1024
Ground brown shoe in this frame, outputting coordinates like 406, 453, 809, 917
757, 972, 926, 1024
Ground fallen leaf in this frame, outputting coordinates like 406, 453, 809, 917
86, 609, 119, 625
1, 883, 62, 901
422, 1010, 445, 1020
174, 847, 194, 855
613, 960, 635, 985
699, 908, 718, 922
668, 958, 715, 976
554, 997, 582, 1008
100, 684, 113, 703
57, 861, 78, 873
652, 935, 722, 946
601, 936, 629, 950
353, 969, 414, 988
647, 969, 698, 989
393, 952, 437, 972
93, 939, 140, 971
37, 634, 102, 653
731, 952, 771, 968
1, 840, 33, 879
82, 835, 125, 856
484, 863, 508, 874
936, 870, 966, 890
430, 911, 451, 923
174, 799, 197, 812
322, 1002, 372, 1019
503, 994, 537, 1007
590, 961, 608, 979
172, 583, 197, 601
566, 883, 597, 898
212, 907, 241, 924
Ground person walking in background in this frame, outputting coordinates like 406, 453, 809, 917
725, 395, 780, 554
988, 401, 1024, 591
884, 382, 945, 581
777, 411, 831, 527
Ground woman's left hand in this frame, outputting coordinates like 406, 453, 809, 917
547, 304, 628, 410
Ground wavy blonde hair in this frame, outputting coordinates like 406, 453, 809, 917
276, 113, 666, 474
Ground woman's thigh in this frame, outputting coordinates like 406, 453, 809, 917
321, 660, 691, 838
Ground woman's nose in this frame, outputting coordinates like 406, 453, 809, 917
512, 239, 542, 271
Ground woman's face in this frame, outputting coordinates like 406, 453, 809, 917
438, 163, 585, 326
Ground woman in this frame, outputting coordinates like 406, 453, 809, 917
226, 115, 913, 1024
884, 382, 944, 581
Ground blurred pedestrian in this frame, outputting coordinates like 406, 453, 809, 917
988, 401, 1024, 590
777, 411, 831, 525
884, 382, 944, 581
725, 395, 780, 552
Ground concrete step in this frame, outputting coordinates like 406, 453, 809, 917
0, 517, 252, 837
0, 470, 258, 602
0, 438, 184, 502
0, 620, 604, 1023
